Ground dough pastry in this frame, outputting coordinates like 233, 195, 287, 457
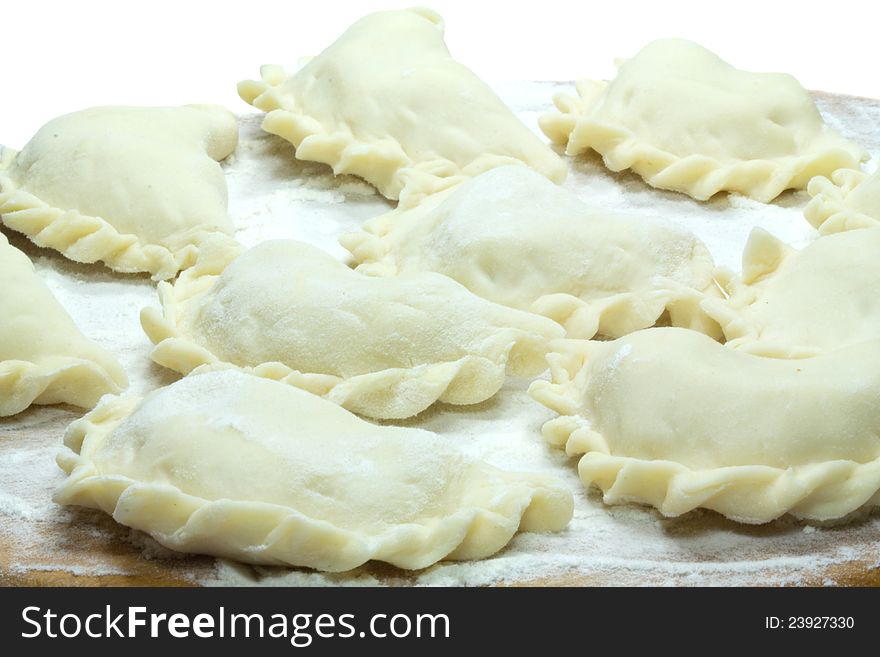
704, 227, 880, 358
529, 328, 880, 524
141, 238, 563, 419
805, 168, 880, 234
0, 105, 239, 280
540, 39, 866, 202
237, 8, 566, 205
54, 369, 573, 571
0, 232, 127, 416
342, 166, 722, 339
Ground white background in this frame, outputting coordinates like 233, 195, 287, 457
2, 0, 877, 146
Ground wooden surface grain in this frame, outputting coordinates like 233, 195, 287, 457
3, 407, 879, 587
2, 460, 879, 587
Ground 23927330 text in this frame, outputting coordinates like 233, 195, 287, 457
765, 616, 854, 630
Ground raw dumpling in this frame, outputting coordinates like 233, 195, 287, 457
805, 168, 880, 234
1, 232, 127, 416
530, 328, 880, 524
54, 369, 573, 571
140, 238, 563, 419
0, 105, 239, 280
237, 8, 566, 205
342, 166, 722, 339
704, 227, 880, 358
540, 39, 866, 202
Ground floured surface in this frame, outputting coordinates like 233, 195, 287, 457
1, 83, 879, 587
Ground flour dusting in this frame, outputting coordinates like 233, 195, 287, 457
1, 83, 878, 586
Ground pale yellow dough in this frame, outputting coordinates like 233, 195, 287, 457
54, 369, 573, 571
342, 166, 721, 339
141, 238, 563, 420
530, 328, 880, 524
805, 168, 880, 234
540, 39, 866, 202
0, 232, 127, 416
0, 105, 239, 280
704, 227, 880, 358
237, 8, 566, 205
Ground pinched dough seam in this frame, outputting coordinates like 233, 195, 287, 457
700, 230, 831, 359
341, 215, 724, 340
540, 83, 865, 203
339, 208, 412, 277
701, 297, 822, 359
339, 231, 399, 277
0, 147, 235, 281
54, 395, 571, 571
529, 348, 880, 524
805, 168, 878, 234
238, 74, 544, 207
139, 241, 550, 420
0, 358, 125, 417
539, 414, 880, 524
699, 237, 791, 356
530, 284, 723, 340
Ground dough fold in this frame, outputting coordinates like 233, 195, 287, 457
237, 8, 566, 204
805, 168, 880, 234
0, 105, 239, 280
341, 166, 722, 339
55, 370, 573, 571
530, 328, 880, 524
703, 227, 880, 358
141, 238, 563, 419
540, 39, 866, 202
0, 233, 127, 416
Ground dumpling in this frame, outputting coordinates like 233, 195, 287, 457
805, 168, 880, 234
140, 238, 563, 420
529, 328, 880, 524
54, 369, 573, 571
704, 227, 880, 358
0, 105, 239, 280
1, 232, 127, 416
237, 8, 566, 205
342, 166, 722, 339
540, 39, 866, 202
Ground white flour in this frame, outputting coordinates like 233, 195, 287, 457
1, 82, 878, 587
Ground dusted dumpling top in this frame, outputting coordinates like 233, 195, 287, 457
0, 105, 239, 279
342, 165, 721, 339
55, 369, 574, 571
238, 8, 566, 203
531, 328, 880, 524
541, 39, 866, 202
141, 238, 564, 419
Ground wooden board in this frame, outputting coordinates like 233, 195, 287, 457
2, 87, 879, 587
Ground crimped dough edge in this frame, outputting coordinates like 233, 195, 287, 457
702, 227, 880, 358
53, 394, 573, 571
540, 82, 866, 203
140, 239, 557, 420
238, 71, 553, 207
529, 340, 880, 524
0, 357, 126, 417
0, 146, 236, 281
699, 228, 815, 358
340, 204, 725, 340
805, 168, 879, 234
